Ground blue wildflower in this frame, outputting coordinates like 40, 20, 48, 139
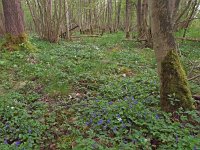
175, 135, 179, 143
132, 96, 135, 100
116, 114, 120, 118
97, 119, 103, 125
193, 146, 197, 150
107, 119, 111, 124
133, 100, 138, 105
15, 141, 21, 147
108, 101, 113, 105
28, 129, 32, 134
122, 123, 126, 128
92, 113, 96, 117
155, 114, 159, 120
5, 123, 9, 129
4, 139, 8, 144
86, 122, 90, 126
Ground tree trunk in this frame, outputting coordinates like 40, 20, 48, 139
116, 0, 122, 30
136, 0, 152, 48
136, 0, 142, 37
1, 0, 27, 50
63, 0, 70, 40
0, 2, 5, 37
125, 0, 131, 39
150, 0, 194, 112
2, 0, 25, 36
168, 0, 180, 26
107, 0, 113, 33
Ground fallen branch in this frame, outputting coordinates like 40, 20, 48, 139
122, 39, 135, 41
188, 74, 200, 81
71, 35, 100, 38
176, 37, 200, 42
193, 95, 200, 101
188, 61, 198, 76
69, 25, 79, 32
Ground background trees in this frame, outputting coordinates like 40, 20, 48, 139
26, 0, 71, 42
0, 0, 198, 44
0, 0, 198, 42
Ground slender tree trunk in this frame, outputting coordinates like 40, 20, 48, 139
150, 0, 194, 112
117, 0, 122, 30
125, 0, 131, 39
136, 0, 142, 37
89, 0, 93, 34
107, 0, 113, 33
0, 2, 5, 37
64, 0, 70, 40
136, 0, 152, 48
168, 0, 180, 26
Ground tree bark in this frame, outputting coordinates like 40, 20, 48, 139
1, 0, 27, 51
2, 0, 25, 36
136, 0, 152, 48
125, 0, 131, 39
117, 0, 122, 30
150, 0, 194, 112
136, 0, 142, 37
107, 0, 113, 33
0, 2, 5, 37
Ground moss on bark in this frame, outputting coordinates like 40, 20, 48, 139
160, 50, 195, 112
1, 33, 35, 51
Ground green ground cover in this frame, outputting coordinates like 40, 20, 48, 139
0, 32, 199, 149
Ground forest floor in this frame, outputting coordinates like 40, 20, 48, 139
0, 32, 200, 150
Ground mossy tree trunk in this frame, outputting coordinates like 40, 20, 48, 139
150, 0, 194, 112
1, 0, 27, 50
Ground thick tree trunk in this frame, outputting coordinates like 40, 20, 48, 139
2, 0, 25, 36
1, 0, 27, 50
150, 0, 194, 112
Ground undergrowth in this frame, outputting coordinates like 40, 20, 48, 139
0, 32, 199, 149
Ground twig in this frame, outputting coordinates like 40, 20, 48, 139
188, 61, 197, 76
71, 35, 100, 38
188, 74, 200, 81
193, 95, 200, 101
